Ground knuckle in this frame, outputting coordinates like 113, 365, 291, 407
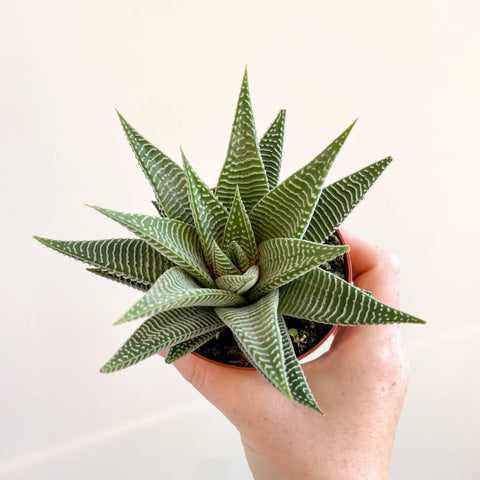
376, 249, 401, 275
387, 252, 402, 275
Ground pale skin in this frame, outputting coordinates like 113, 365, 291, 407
161, 231, 410, 480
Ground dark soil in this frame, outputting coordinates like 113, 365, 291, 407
195, 233, 347, 367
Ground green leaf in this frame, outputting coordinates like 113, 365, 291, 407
152, 200, 167, 217
215, 68, 269, 211
86, 268, 151, 291
259, 110, 286, 190
278, 268, 426, 325
216, 265, 259, 295
34, 237, 172, 285
248, 239, 348, 299
116, 267, 245, 324
182, 151, 229, 244
277, 314, 322, 413
215, 290, 291, 399
182, 151, 238, 276
227, 323, 321, 413
117, 112, 194, 224
101, 308, 223, 373
165, 328, 224, 363
249, 121, 356, 242
227, 241, 250, 272
92, 207, 215, 288
209, 237, 241, 277
304, 157, 392, 243
221, 186, 258, 262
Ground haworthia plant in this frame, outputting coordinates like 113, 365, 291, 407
35, 67, 425, 413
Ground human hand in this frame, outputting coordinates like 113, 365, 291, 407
164, 231, 410, 480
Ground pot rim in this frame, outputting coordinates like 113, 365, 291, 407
191, 228, 353, 370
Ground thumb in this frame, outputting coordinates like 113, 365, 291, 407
159, 350, 263, 418
329, 230, 404, 351
308, 230, 410, 391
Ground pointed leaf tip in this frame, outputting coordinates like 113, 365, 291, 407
116, 109, 126, 122
251, 122, 356, 241
215, 68, 269, 210
305, 156, 394, 243
346, 118, 358, 134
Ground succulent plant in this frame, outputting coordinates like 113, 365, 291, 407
35, 68, 424, 413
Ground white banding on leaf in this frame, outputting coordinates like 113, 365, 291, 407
116, 267, 246, 324
215, 68, 269, 211
165, 328, 224, 364
182, 151, 234, 275
34, 237, 172, 286
277, 314, 322, 413
279, 268, 426, 325
215, 290, 291, 398
259, 110, 286, 190
92, 207, 215, 288
216, 265, 259, 294
304, 157, 392, 243
87, 268, 151, 291
249, 238, 348, 299
222, 187, 258, 262
101, 307, 224, 373
117, 112, 194, 225
249, 121, 356, 243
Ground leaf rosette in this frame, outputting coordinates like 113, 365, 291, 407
35, 68, 425, 412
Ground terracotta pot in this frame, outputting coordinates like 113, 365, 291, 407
191, 229, 353, 370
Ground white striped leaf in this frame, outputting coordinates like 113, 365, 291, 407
249, 121, 356, 243
87, 268, 151, 291
182, 151, 229, 243
227, 325, 320, 411
117, 112, 194, 225
229, 330, 278, 384
116, 267, 245, 324
248, 239, 348, 299
165, 328, 224, 363
34, 237, 172, 285
215, 68, 269, 211
209, 237, 241, 277
182, 152, 237, 275
304, 157, 392, 243
216, 265, 259, 294
259, 109, 286, 190
152, 200, 167, 217
215, 290, 291, 398
227, 241, 250, 272
92, 207, 215, 288
101, 307, 223, 373
222, 186, 257, 262
277, 314, 321, 413
227, 326, 294, 401
278, 268, 426, 325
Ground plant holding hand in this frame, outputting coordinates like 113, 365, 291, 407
167, 230, 409, 480
35, 67, 424, 417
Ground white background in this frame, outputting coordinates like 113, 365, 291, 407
1, 1, 479, 478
